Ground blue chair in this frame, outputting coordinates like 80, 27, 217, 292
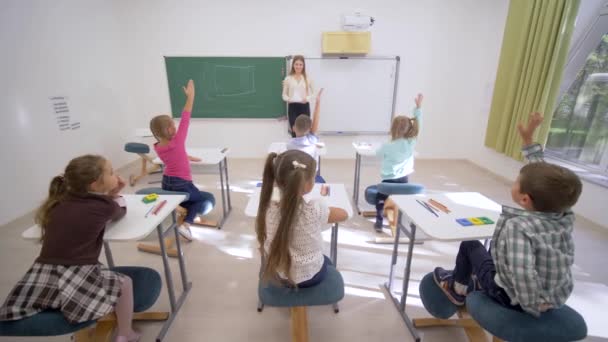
0, 266, 162, 341
257, 264, 345, 342
417, 272, 588, 342
364, 183, 425, 235
124, 142, 162, 186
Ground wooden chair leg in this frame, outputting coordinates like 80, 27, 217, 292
492, 337, 504, 342
137, 237, 179, 257
457, 309, 487, 342
73, 327, 94, 342
129, 154, 161, 186
92, 320, 115, 342
290, 306, 309, 342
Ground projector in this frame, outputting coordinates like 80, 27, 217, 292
342, 13, 375, 31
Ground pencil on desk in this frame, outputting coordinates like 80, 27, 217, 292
416, 199, 438, 217
429, 198, 450, 213
144, 206, 155, 218
152, 200, 167, 215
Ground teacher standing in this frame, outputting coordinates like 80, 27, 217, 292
282, 55, 314, 137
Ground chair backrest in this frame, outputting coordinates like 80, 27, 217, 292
124, 142, 150, 154
377, 182, 425, 195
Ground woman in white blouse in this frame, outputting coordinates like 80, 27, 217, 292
282, 55, 314, 137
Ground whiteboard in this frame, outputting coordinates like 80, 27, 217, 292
302, 57, 398, 134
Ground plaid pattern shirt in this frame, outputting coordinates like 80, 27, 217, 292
490, 143, 575, 317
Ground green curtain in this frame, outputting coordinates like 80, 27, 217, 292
485, 0, 579, 159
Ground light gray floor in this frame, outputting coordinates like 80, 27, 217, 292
1, 158, 606, 341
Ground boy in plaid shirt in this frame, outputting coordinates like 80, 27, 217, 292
434, 112, 582, 317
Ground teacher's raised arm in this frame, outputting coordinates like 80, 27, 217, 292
283, 55, 314, 137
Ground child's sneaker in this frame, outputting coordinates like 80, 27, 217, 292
374, 218, 383, 233
178, 224, 193, 242
433, 267, 465, 306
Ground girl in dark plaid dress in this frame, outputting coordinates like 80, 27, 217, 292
0, 155, 141, 342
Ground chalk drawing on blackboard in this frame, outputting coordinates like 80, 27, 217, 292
213, 65, 256, 97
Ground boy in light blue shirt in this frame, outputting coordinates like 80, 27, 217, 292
287, 88, 325, 183
374, 94, 423, 231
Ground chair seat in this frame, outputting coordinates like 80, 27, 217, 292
418, 272, 459, 319
364, 183, 425, 205
466, 291, 588, 342
259, 265, 344, 307
124, 142, 150, 154
0, 266, 161, 337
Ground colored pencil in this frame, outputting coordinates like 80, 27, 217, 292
416, 199, 438, 217
152, 200, 167, 215
144, 205, 155, 218
429, 198, 450, 213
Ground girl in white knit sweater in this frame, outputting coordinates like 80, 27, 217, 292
256, 150, 347, 287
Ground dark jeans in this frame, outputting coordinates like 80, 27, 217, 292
297, 255, 332, 288
161, 175, 215, 224
375, 176, 409, 220
288, 102, 310, 137
453, 240, 522, 311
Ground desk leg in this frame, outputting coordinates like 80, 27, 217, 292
382, 211, 420, 342
172, 211, 190, 291
330, 223, 338, 266
103, 241, 115, 268
353, 153, 361, 214
218, 160, 227, 229
223, 157, 232, 210
154, 217, 192, 342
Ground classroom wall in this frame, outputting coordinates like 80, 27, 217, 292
0, 1, 135, 226
115, 0, 510, 159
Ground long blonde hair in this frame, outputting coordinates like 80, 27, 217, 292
255, 150, 316, 285
390, 115, 419, 140
35, 155, 106, 241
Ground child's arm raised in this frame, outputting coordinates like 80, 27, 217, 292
517, 112, 545, 163
413, 93, 423, 129
174, 79, 195, 144
310, 88, 324, 135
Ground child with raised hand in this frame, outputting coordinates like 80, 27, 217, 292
374, 93, 423, 232
256, 150, 348, 288
0, 155, 141, 342
433, 112, 582, 317
149, 79, 215, 241
287, 88, 325, 183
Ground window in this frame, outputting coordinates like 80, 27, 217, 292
546, 7, 608, 185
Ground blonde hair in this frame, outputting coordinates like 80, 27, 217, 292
294, 114, 312, 134
390, 115, 419, 140
149, 115, 174, 141
35, 155, 106, 241
255, 150, 316, 286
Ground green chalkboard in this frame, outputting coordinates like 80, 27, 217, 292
165, 57, 286, 119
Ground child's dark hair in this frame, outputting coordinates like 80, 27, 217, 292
35, 155, 106, 240
390, 115, 419, 140
255, 150, 316, 285
519, 163, 582, 212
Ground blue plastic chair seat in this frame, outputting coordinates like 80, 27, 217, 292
259, 265, 344, 307
0, 266, 161, 337
124, 142, 150, 154
419, 272, 459, 319
466, 291, 587, 342
364, 183, 425, 205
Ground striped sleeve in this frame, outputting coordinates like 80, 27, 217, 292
522, 143, 544, 163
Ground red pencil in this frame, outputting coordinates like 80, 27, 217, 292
152, 200, 167, 215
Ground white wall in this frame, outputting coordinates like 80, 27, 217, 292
115, 0, 510, 159
0, 1, 135, 225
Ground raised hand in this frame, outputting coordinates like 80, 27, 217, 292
414, 93, 423, 109
517, 112, 544, 145
183, 79, 195, 99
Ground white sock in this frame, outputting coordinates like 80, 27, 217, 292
454, 281, 468, 296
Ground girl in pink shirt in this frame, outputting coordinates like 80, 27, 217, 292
149, 80, 215, 241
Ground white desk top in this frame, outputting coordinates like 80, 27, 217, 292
268, 142, 327, 156
352, 142, 380, 156
22, 194, 186, 241
135, 128, 153, 138
389, 192, 502, 241
245, 183, 353, 218
153, 147, 229, 166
